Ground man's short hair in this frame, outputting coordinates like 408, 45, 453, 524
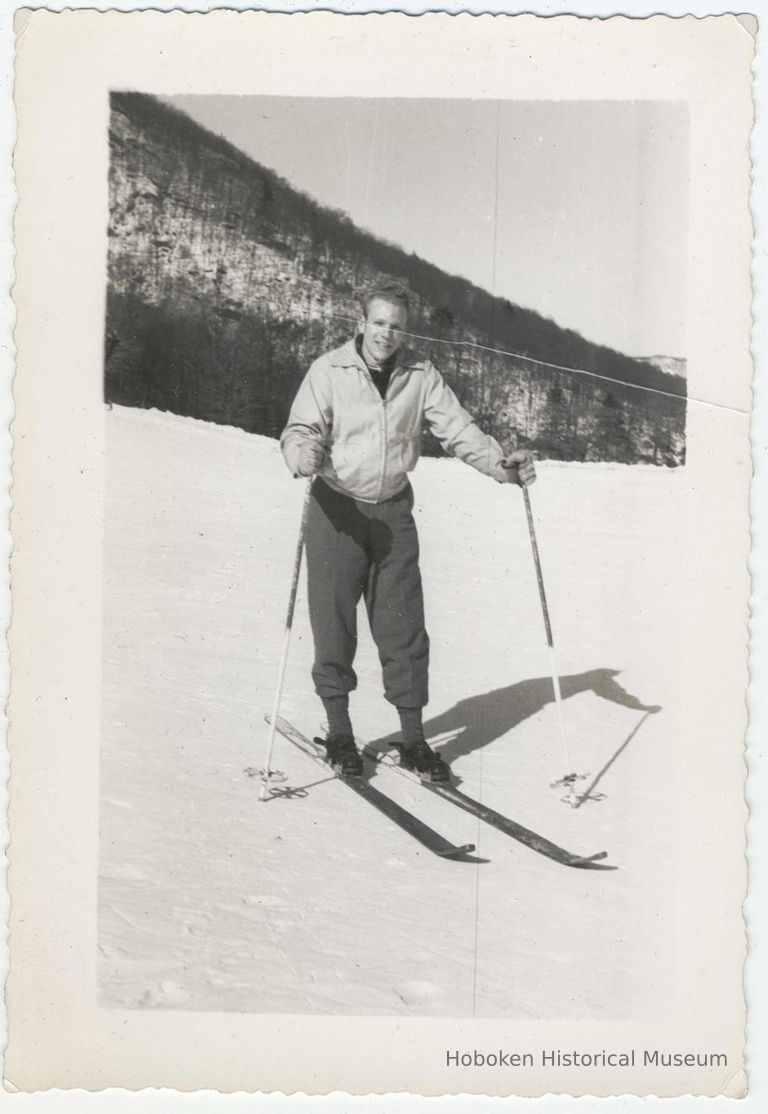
361, 280, 412, 319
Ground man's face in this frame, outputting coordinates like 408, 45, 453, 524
359, 298, 409, 366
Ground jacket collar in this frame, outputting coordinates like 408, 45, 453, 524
328, 336, 421, 371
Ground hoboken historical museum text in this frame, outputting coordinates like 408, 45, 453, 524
445, 1049, 728, 1069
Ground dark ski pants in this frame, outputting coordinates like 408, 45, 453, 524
306, 478, 430, 708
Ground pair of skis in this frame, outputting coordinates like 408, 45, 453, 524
266, 716, 615, 870
267, 716, 477, 861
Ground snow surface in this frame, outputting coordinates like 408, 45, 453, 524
99, 404, 683, 1018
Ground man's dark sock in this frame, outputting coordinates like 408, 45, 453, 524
397, 706, 425, 745
322, 695, 353, 738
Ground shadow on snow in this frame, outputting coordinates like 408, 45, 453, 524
369, 668, 661, 777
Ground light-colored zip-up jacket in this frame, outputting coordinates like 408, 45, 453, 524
281, 337, 509, 504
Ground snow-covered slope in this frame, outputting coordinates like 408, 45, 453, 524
99, 405, 684, 1017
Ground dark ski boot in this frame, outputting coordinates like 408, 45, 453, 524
318, 734, 364, 778
396, 739, 451, 783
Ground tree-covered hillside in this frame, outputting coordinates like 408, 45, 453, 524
106, 92, 686, 465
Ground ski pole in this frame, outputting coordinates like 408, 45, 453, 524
259, 479, 313, 801
520, 483, 577, 803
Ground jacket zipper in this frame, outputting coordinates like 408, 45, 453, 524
376, 398, 388, 501
357, 362, 388, 501
359, 362, 405, 502
379, 367, 405, 500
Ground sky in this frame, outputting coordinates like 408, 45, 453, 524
167, 96, 688, 358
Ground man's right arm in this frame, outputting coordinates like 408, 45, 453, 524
280, 361, 332, 477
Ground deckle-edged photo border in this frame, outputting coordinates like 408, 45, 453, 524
5, 5, 756, 1099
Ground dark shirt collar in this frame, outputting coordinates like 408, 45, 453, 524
355, 334, 397, 376
355, 335, 398, 398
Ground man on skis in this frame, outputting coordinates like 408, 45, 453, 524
280, 280, 536, 782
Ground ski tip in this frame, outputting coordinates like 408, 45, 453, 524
568, 852, 618, 870
437, 843, 477, 860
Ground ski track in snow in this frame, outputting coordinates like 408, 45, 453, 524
99, 405, 683, 1018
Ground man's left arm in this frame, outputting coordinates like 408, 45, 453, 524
422, 363, 536, 486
